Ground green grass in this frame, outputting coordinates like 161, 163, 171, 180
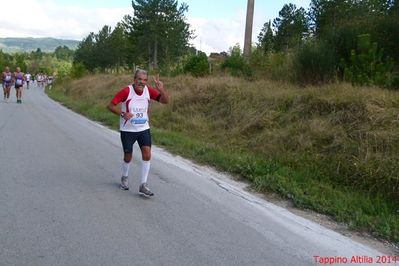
47, 74, 399, 244
151, 128, 398, 242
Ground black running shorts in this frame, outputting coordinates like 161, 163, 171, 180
120, 129, 151, 154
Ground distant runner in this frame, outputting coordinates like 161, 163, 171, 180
2, 66, 12, 103
13, 67, 25, 104
107, 69, 169, 196
24, 72, 31, 89
37, 73, 43, 87
47, 75, 54, 90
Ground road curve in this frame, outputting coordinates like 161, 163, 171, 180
0, 83, 387, 266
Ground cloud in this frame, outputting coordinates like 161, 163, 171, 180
189, 18, 241, 54
188, 8, 249, 55
188, 7, 272, 55
0, 0, 265, 56
0, 0, 131, 40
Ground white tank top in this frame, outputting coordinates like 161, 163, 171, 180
4, 73, 11, 82
120, 85, 150, 132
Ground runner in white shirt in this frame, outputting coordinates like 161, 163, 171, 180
47, 75, 54, 90
107, 69, 169, 196
24, 72, 31, 89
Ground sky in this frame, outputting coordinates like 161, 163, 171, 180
0, 0, 311, 55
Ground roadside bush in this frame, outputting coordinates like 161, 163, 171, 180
249, 48, 270, 70
55, 61, 73, 80
293, 40, 337, 84
268, 52, 294, 81
390, 73, 399, 90
183, 52, 209, 77
342, 34, 394, 87
220, 44, 252, 78
69, 63, 88, 79
221, 53, 252, 78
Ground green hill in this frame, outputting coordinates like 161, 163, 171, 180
0, 37, 79, 53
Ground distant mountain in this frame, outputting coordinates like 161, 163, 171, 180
0, 37, 80, 53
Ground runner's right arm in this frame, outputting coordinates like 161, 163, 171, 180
107, 87, 132, 120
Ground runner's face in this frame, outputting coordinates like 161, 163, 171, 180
135, 73, 148, 91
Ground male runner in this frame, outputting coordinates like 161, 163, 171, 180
13, 67, 25, 103
107, 69, 169, 196
47, 75, 54, 90
2, 66, 12, 102
25, 72, 31, 89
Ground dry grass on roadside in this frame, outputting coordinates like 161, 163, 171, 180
57, 74, 399, 200
50, 74, 399, 242
154, 76, 399, 198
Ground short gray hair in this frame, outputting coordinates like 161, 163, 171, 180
134, 69, 148, 79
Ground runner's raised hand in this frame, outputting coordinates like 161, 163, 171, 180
153, 74, 164, 91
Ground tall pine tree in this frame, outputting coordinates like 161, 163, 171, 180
273, 3, 308, 51
257, 20, 274, 54
128, 0, 193, 70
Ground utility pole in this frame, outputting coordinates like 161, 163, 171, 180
243, 0, 254, 61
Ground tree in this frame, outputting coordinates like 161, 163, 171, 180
257, 20, 274, 54
74, 33, 95, 71
94, 25, 113, 70
129, 0, 193, 70
120, 14, 141, 66
14, 53, 27, 72
32, 48, 43, 60
308, 0, 399, 65
342, 34, 393, 87
109, 23, 129, 72
273, 3, 308, 51
55, 46, 74, 61
0, 50, 13, 71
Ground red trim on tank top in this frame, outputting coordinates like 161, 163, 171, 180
124, 98, 132, 126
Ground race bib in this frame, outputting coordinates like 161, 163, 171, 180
131, 112, 147, 124
16, 79, 22, 85
5, 75, 11, 81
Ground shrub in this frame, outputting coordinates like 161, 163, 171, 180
222, 55, 246, 77
293, 40, 337, 84
55, 61, 73, 80
183, 52, 209, 77
267, 52, 294, 81
389, 73, 399, 90
221, 49, 252, 77
342, 34, 394, 87
69, 63, 88, 79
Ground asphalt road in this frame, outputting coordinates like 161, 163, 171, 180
0, 83, 386, 266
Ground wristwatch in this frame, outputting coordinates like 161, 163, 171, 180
120, 112, 125, 118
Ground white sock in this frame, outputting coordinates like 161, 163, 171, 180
122, 161, 130, 177
140, 160, 151, 184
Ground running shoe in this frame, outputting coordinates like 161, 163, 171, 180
139, 183, 154, 196
120, 176, 129, 190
